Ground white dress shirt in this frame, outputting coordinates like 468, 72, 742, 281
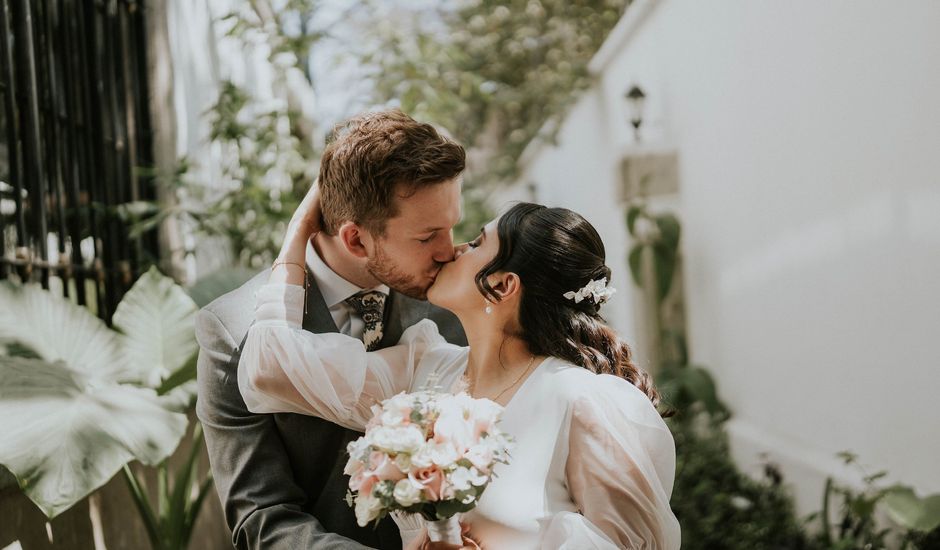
306, 240, 388, 340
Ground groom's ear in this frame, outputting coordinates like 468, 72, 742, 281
338, 221, 372, 259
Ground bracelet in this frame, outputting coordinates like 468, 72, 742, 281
272, 261, 310, 315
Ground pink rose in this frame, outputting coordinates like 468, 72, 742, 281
348, 470, 369, 492
409, 466, 445, 501
344, 458, 365, 478
366, 452, 406, 483
359, 474, 378, 497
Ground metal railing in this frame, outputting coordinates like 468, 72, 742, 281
0, 0, 156, 323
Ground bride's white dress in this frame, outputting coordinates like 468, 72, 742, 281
238, 283, 681, 549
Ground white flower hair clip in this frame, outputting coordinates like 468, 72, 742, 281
564, 277, 617, 306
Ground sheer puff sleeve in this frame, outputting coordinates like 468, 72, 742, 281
237, 283, 452, 431
542, 373, 680, 550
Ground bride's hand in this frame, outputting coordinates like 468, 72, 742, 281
272, 180, 322, 276
411, 522, 482, 550
284, 178, 322, 244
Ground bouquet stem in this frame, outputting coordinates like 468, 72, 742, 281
426, 515, 462, 545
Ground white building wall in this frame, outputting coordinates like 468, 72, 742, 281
518, 0, 940, 514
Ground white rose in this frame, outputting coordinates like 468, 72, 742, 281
394, 453, 413, 472
410, 446, 434, 469
354, 492, 384, 527
381, 393, 414, 427
433, 408, 475, 451
393, 478, 424, 507
370, 425, 426, 455
346, 437, 371, 461
426, 441, 460, 468
382, 409, 408, 427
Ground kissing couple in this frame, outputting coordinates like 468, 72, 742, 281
196, 110, 680, 549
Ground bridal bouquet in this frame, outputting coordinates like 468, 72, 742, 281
344, 390, 513, 543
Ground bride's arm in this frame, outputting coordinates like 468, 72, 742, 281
545, 375, 681, 549
237, 282, 437, 431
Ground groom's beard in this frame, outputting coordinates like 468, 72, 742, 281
366, 243, 434, 301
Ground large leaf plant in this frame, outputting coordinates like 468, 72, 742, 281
0, 267, 212, 550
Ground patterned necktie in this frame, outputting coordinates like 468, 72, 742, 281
344, 290, 387, 351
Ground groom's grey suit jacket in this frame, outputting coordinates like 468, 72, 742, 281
195, 270, 466, 550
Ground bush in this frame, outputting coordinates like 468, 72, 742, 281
670, 415, 811, 550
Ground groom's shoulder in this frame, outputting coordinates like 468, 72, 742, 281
197, 269, 269, 342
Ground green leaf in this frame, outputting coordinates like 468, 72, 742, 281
183, 475, 214, 544
653, 244, 677, 302
883, 486, 940, 533
626, 205, 643, 235
654, 213, 681, 251
186, 267, 257, 308
168, 424, 204, 546
123, 465, 161, 546
0, 356, 188, 518
628, 245, 645, 288
680, 366, 730, 419
156, 352, 198, 397
112, 267, 199, 388
0, 282, 129, 381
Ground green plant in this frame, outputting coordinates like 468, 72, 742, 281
669, 416, 812, 549
807, 452, 940, 550
123, 424, 214, 550
884, 486, 940, 543
0, 267, 211, 549
125, 80, 314, 269
807, 452, 893, 549
362, 0, 630, 184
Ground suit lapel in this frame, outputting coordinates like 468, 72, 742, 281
302, 268, 340, 334
378, 291, 429, 349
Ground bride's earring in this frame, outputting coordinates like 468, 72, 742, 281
484, 300, 493, 315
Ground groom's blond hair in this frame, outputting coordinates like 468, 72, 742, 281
318, 110, 465, 236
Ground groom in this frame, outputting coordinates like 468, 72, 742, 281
196, 110, 468, 549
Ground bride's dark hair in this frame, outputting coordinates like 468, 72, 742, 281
475, 202, 663, 411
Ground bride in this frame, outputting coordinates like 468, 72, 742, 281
238, 193, 681, 549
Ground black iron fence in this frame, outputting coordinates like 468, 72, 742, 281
0, 0, 157, 323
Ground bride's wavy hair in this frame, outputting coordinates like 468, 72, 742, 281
475, 202, 664, 411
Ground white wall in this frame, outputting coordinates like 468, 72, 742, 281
519, 0, 940, 513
